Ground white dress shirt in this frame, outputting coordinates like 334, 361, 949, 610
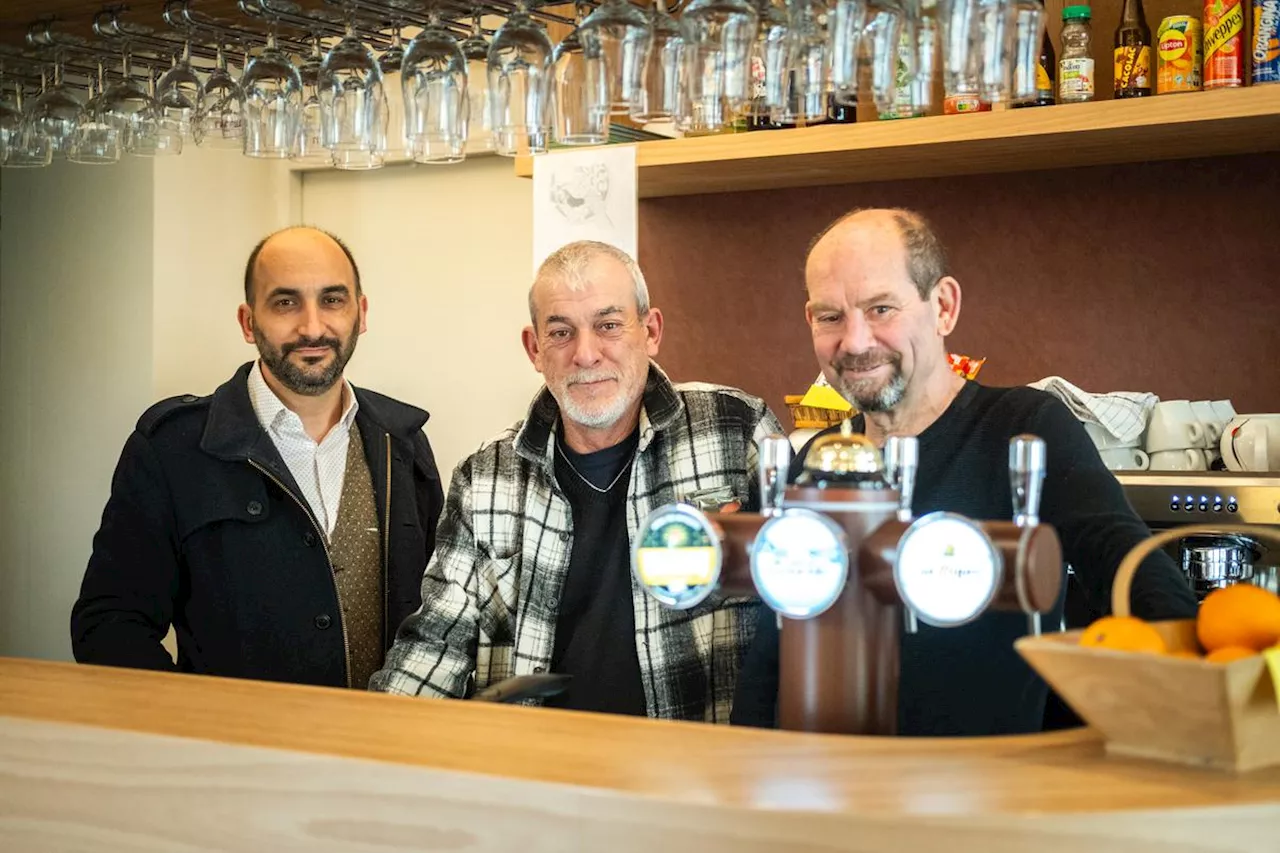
248, 361, 359, 538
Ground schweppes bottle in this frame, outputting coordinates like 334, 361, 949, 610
1114, 0, 1153, 96
1204, 0, 1246, 88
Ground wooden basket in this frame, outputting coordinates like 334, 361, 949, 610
784, 395, 852, 430
1015, 523, 1280, 772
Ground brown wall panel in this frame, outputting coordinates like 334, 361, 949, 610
637, 153, 1280, 428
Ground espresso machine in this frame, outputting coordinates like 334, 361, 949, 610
1116, 471, 1280, 599
629, 425, 1065, 736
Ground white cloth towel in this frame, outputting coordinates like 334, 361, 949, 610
1028, 376, 1158, 445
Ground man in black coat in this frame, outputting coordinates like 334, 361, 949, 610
71, 226, 444, 689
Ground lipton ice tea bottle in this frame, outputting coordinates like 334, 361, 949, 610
1114, 0, 1153, 96
1059, 6, 1096, 102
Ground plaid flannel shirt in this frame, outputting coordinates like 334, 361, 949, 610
371, 363, 783, 722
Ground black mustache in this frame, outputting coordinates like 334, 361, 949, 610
834, 351, 900, 373
282, 337, 340, 356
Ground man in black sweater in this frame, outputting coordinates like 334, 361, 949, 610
731, 208, 1198, 735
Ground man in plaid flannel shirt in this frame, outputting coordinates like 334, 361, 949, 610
371, 241, 783, 721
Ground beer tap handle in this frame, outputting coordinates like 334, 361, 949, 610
758, 435, 791, 517
1009, 435, 1046, 528
884, 436, 919, 522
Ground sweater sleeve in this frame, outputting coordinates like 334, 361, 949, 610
1027, 397, 1198, 621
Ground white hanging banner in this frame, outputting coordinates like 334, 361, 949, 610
531, 145, 638, 274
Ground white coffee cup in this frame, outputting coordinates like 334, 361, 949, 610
1099, 447, 1150, 470
1190, 400, 1224, 444
1221, 415, 1280, 472
1146, 400, 1206, 452
1083, 421, 1138, 450
1149, 448, 1208, 471
1211, 400, 1237, 423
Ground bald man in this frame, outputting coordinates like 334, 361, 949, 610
72, 226, 444, 689
731, 208, 1196, 736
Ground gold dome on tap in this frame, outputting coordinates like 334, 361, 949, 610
802, 420, 885, 479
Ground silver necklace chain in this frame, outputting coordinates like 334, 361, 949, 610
558, 446, 634, 494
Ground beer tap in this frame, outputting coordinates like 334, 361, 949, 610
631, 427, 1064, 737
883, 435, 921, 633
1010, 435, 1048, 635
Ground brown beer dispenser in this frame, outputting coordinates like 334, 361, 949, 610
631, 425, 1064, 736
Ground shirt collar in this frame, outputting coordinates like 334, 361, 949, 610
247, 360, 358, 440
514, 361, 683, 468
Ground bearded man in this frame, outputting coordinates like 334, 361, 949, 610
372, 241, 782, 722
72, 226, 444, 689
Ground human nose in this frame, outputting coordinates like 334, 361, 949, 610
297, 299, 326, 341
837, 311, 876, 356
570, 329, 602, 367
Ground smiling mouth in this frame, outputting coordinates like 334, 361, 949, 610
841, 363, 891, 378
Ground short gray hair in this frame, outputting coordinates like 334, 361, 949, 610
528, 241, 651, 326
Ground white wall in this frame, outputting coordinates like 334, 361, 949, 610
0, 157, 157, 661
300, 156, 543, 482
0, 150, 540, 662
151, 148, 297, 398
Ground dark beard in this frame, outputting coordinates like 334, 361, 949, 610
831, 350, 906, 413
256, 328, 359, 396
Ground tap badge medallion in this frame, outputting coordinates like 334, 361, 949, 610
632, 504, 723, 609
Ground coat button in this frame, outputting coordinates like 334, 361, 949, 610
247, 500, 263, 517
303, 531, 317, 547
533, 666, 546, 674
314, 614, 332, 630
558, 531, 570, 542
181, 394, 198, 403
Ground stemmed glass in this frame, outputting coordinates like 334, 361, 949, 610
576, 0, 650, 116
101, 46, 153, 155
241, 26, 303, 158
0, 71, 21, 164
29, 55, 84, 159
553, 6, 610, 145
129, 68, 184, 156
402, 10, 469, 164
319, 11, 389, 170
156, 38, 202, 140
487, 0, 554, 157
196, 43, 244, 149
292, 34, 330, 164
380, 20, 411, 160
459, 14, 494, 153
1, 81, 52, 168
69, 60, 122, 164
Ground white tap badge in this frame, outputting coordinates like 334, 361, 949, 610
532, 145, 638, 274
894, 512, 1003, 627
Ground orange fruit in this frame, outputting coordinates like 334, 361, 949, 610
1079, 616, 1167, 654
1204, 646, 1257, 664
1196, 585, 1280, 652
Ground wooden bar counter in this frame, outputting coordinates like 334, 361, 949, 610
2, 657, 1278, 851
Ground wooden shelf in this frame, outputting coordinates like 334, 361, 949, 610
514, 86, 1280, 198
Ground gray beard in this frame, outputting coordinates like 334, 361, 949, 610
834, 369, 907, 413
